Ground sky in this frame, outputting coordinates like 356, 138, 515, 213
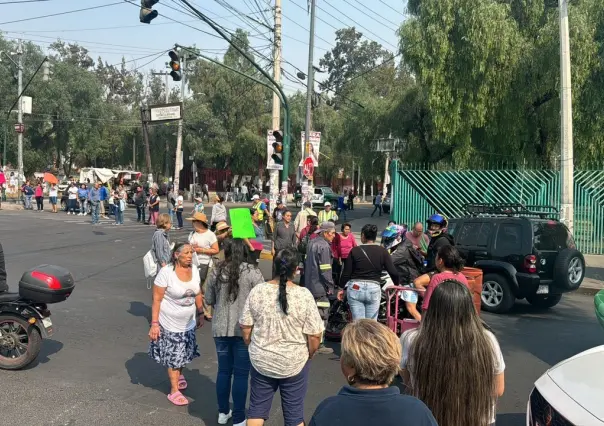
0, 0, 406, 94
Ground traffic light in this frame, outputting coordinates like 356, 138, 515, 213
140, 0, 159, 24
272, 130, 284, 165
169, 50, 182, 82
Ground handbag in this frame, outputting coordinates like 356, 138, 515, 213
143, 250, 157, 278
359, 247, 388, 287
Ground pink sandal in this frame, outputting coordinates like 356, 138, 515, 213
167, 391, 189, 406
178, 375, 187, 390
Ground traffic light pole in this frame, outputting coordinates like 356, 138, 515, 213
178, 0, 291, 200
173, 54, 185, 191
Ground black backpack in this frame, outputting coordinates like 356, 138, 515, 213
298, 233, 311, 255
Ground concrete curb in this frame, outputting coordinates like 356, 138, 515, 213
0, 204, 24, 211
576, 286, 602, 297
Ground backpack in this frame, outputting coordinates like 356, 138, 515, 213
298, 233, 311, 255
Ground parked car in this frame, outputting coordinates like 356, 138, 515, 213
60, 184, 111, 215
527, 295, 604, 426
311, 186, 339, 208
449, 203, 585, 313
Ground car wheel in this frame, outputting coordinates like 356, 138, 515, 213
553, 249, 585, 291
481, 273, 515, 314
526, 293, 562, 309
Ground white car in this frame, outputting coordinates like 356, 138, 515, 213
527, 345, 604, 425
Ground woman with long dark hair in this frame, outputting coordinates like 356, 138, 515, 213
205, 239, 264, 426
405, 244, 469, 321
400, 280, 505, 426
240, 248, 325, 426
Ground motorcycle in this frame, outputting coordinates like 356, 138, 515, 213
0, 265, 74, 370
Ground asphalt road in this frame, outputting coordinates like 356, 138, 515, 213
0, 205, 602, 426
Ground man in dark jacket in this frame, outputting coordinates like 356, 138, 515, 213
0, 242, 8, 293
304, 221, 337, 355
391, 239, 424, 284
425, 214, 454, 272
133, 186, 147, 223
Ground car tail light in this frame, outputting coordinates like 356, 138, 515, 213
31, 271, 62, 290
524, 255, 537, 273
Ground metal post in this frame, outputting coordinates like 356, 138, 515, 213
357, 163, 361, 201
269, 0, 282, 210
303, 0, 316, 204
133, 136, 136, 170
17, 39, 23, 190
140, 108, 152, 177
559, 0, 574, 233
174, 54, 185, 191
384, 152, 391, 195
164, 73, 170, 180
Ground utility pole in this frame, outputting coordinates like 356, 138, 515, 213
303, 0, 316, 204
140, 107, 152, 176
16, 39, 23, 189
152, 71, 171, 179
559, 0, 574, 233
269, 0, 282, 211
173, 53, 186, 191
133, 136, 136, 170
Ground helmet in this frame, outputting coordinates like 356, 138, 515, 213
381, 225, 407, 251
426, 214, 448, 237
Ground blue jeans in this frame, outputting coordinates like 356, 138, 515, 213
24, 195, 32, 209
346, 280, 382, 321
214, 337, 251, 424
90, 201, 100, 224
115, 208, 124, 224
167, 205, 175, 223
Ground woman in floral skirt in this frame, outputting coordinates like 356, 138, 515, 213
149, 241, 204, 406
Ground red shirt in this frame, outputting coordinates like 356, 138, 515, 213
337, 233, 357, 259
34, 186, 43, 197
422, 271, 469, 311
299, 225, 318, 243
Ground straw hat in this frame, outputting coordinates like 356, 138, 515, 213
186, 212, 209, 224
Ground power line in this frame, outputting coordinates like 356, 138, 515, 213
0, 2, 123, 25
378, 0, 406, 17
131, 51, 170, 72
281, 9, 334, 49
318, 1, 398, 51
320, 54, 399, 93
0, 0, 50, 4
346, 0, 400, 30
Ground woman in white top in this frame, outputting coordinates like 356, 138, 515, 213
240, 248, 325, 426
210, 194, 227, 231
149, 242, 203, 407
175, 190, 185, 229
49, 184, 58, 213
400, 280, 505, 426
67, 183, 79, 214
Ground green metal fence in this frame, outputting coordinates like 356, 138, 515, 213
390, 161, 604, 254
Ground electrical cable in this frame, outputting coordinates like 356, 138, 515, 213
320, 53, 400, 93
378, 0, 406, 17
0, 2, 124, 26
317, 1, 399, 51
0, 0, 50, 4
346, 0, 400, 30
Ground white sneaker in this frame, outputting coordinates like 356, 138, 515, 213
218, 411, 232, 425
234, 421, 247, 426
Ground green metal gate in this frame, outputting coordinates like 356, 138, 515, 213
390, 161, 604, 254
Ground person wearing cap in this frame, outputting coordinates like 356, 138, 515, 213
210, 195, 227, 231
272, 199, 287, 222
304, 221, 338, 355
318, 202, 338, 224
192, 195, 204, 215
187, 212, 219, 319
251, 194, 269, 222
294, 200, 317, 239
213, 221, 232, 262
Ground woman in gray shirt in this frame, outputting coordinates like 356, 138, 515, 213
205, 239, 264, 426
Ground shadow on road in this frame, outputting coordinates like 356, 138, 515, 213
128, 301, 151, 322
496, 412, 526, 426
125, 352, 218, 426
24, 339, 64, 370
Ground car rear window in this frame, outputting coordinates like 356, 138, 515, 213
532, 221, 575, 251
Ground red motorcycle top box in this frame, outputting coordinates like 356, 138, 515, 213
19, 265, 75, 304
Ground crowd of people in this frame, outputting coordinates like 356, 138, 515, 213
141, 192, 506, 426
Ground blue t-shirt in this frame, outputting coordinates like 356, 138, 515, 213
78, 188, 88, 198
309, 386, 437, 426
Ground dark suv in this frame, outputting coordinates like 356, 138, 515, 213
449, 204, 585, 313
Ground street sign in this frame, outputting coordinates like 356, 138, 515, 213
303, 157, 314, 178
14, 123, 24, 133
149, 102, 183, 122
